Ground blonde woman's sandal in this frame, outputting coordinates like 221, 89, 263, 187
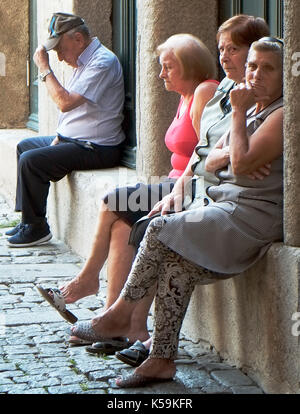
36, 285, 78, 324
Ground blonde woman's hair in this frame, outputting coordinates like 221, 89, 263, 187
156, 34, 216, 82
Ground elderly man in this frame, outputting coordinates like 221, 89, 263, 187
6, 12, 125, 247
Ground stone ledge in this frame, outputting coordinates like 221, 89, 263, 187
182, 243, 300, 394
47, 166, 138, 258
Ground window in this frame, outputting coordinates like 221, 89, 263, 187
219, 0, 284, 37
112, 0, 136, 169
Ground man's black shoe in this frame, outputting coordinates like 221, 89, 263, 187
7, 222, 52, 247
5, 222, 24, 236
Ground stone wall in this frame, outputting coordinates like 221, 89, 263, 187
283, 0, 300, 247
182, 244, 300, 393
0, 0, 29, 128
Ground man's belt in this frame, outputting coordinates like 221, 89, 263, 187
57, 134, 95, 150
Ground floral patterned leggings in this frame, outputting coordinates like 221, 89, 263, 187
120, 216, 233, 360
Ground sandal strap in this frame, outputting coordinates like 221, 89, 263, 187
129, 340, 147, 352
48, 288, 66, 312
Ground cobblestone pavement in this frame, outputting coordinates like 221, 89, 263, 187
0, 194, 264, 396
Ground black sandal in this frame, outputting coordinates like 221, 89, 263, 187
85, 338, 132, 355
115, 340, 149, 367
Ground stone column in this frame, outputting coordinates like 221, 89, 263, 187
284, 0, 300, 247
73, 0, 112, 48
136, 0, 218, 181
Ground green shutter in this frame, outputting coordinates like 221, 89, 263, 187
219, 0, 283, 37
27, 0, 39, 131
112, 0, 136, 169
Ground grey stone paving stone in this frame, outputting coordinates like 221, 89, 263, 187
20, 367, 49, 376
67, 347, 99, 359
7, 384, 28, 394
37, 346, 68, 357
184, 346, 208, 359
5, 307, 95, 326
14, 257, 58, 265
0, 246, 10, 256
0, 263, 81, 278
5, 337, 35, 346
0, 284, 10, 289
0, 304, 13, 309
35, 250, 57, 256
46, 362, 72, 371
211, 369, 255, 387
75, 361, 109, 374
28, 375, 61, 388
9, 283, 35, 292
47, 384, 85, 394
6, 356, 38, 364
0, 375, 14, 385
0, 295, 22, 304
32, 334, 65, 344
21, 388, 48, 394
88, 369, 117, 382
5, 309, 32, 316
10, 251, 33, 258
48, 368, 76, 378
0, 363, 16, 372
231, 385, 264, 394
0, 369, 25, 378
12, 376, 31, 384
14, 302, 41, 308
8, 384, 31, 394
176, 367, 213, 388
60, 374, 87, 385
200, 362, 236, 373
200, 382, 232, 394
82, 380, 109, 390
3, 344, 39, 355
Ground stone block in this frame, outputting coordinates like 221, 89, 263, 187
211, 369, 254, 387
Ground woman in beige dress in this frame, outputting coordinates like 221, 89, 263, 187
71, 37, 284, 387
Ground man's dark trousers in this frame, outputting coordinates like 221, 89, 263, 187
15, 136, 122, 224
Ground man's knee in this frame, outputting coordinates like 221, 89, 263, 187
19, 150, 34, 167
18, 149, 45, 173
17, 138, 31, 156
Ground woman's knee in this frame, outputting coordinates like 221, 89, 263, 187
111, 217, 131, 236
148, 215, 165, 233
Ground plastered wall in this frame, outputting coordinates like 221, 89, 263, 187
0, 0, 29, 128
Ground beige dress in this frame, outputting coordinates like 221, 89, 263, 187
156, 97, 283, 274
121, 97, 283, 360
